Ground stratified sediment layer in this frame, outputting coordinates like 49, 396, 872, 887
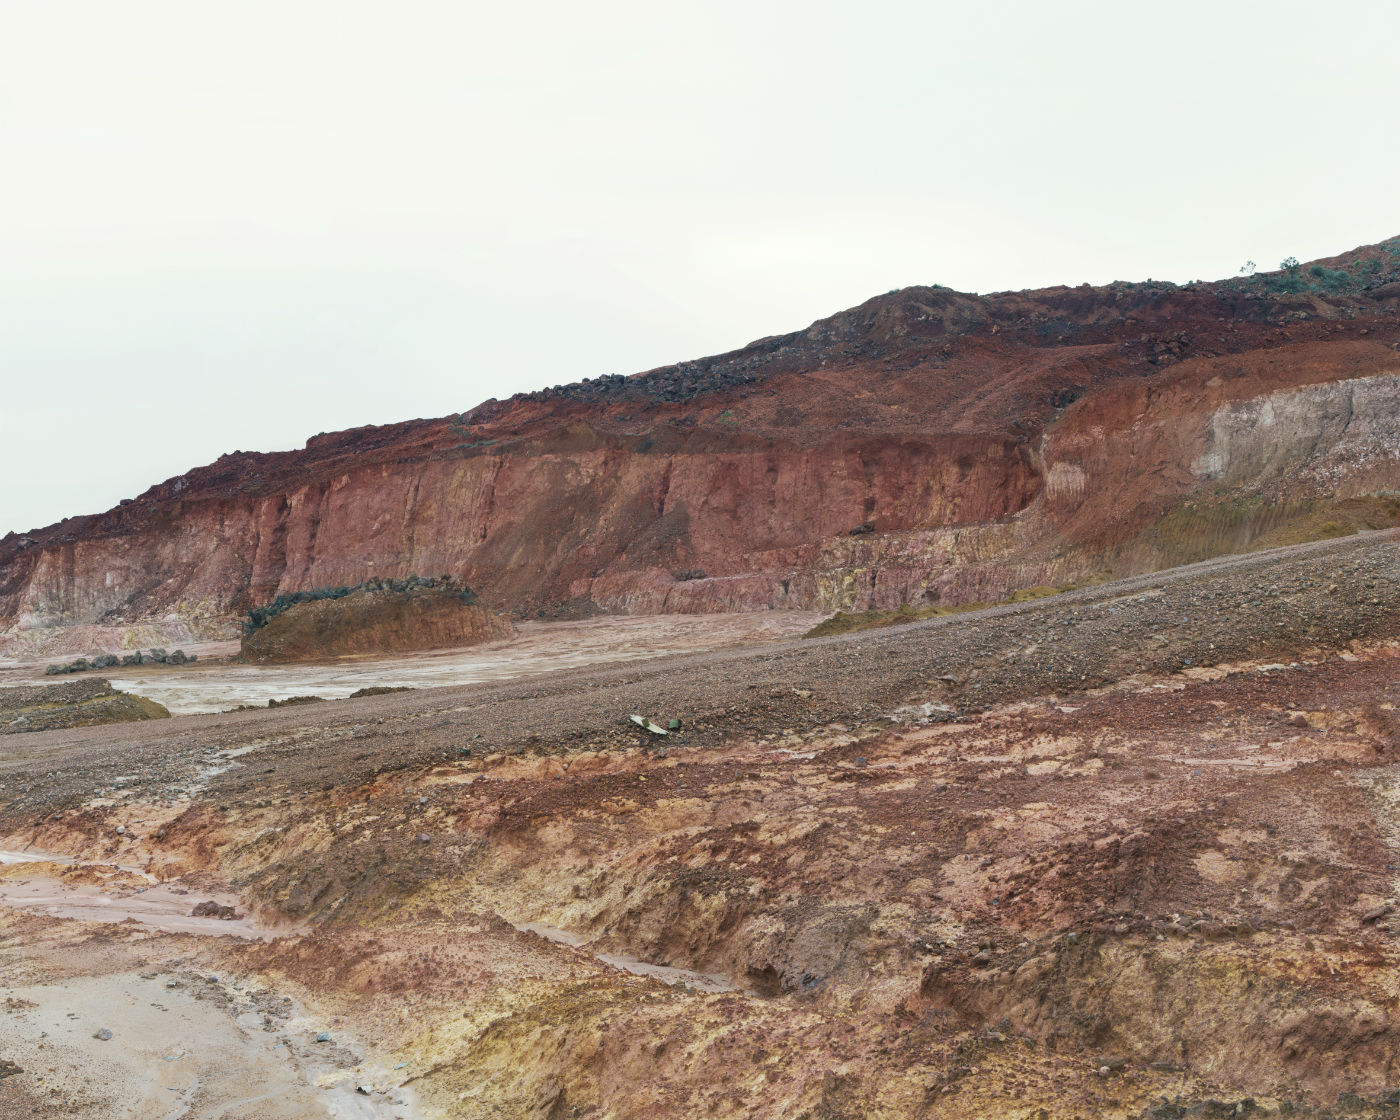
5, 239, 1400, 652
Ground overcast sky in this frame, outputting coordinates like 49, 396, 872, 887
3, 0, 1397, 536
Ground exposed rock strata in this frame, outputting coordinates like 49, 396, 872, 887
4, 239, 1400, 640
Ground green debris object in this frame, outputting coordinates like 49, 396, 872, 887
667, 718, 682, 731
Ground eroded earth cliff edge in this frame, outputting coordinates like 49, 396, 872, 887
5, 239, 1400, 647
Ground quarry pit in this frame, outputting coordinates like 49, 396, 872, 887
2, 531, 1399, 1118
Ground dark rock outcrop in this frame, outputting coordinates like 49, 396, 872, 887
0, 678, 170, 734
239, 579, 515, 662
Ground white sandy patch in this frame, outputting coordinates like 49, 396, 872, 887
0, 969, 421, 1119
0, 851, 296, 941
0, 848, 59, 865
3, 612, 820, 715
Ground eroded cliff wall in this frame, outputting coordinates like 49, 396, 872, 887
5, 238, 1400, 642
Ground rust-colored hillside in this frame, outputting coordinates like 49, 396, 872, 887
4, 238, 1400, 641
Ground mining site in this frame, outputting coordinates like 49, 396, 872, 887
4, 239, 1400, 1118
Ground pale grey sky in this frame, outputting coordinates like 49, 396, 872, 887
3, 0, 1397, 535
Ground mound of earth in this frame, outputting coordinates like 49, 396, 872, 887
0, 678, 170, 734
239, 580, 515, 662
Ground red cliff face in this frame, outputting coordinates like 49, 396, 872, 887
5, 238, 1400, 643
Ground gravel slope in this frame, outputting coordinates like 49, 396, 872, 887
1, 530, 1396, 816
